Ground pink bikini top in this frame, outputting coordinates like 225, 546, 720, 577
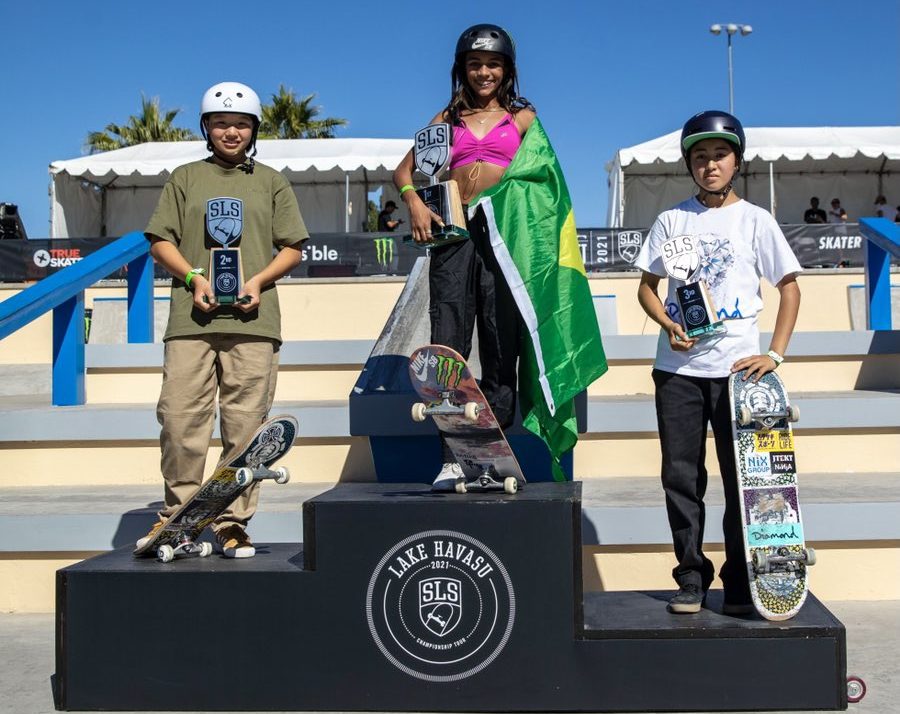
449, 114, 521, 170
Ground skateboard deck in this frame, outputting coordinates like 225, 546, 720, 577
133, 415, 298, 562
409, 344, 524, 494
729, 370, 814, 620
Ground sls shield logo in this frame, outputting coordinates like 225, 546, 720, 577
617, 231, 643, 264
206, 197, 243, 246
366, 530, 515, 682
419, 577, 462, 636
414, 123, 451, 179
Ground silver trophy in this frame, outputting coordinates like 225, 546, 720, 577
662, 235, 724, 340
411, 123, 468, 245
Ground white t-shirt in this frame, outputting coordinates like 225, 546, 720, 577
635, 197, 802, 378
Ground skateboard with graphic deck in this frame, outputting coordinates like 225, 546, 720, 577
729, 370, 814, 620
408, 345, 524, 494
133, 415, 298, 562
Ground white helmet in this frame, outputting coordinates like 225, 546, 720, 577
200, 81, 262, 155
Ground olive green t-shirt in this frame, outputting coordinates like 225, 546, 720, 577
145, 158, 308, 342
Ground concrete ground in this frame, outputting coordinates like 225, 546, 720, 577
2, 601, 896, 714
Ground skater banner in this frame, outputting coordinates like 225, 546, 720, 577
0, 224, 891, 283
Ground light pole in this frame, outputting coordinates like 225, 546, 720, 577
709, 23, 752, 114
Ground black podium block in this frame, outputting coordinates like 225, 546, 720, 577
56, 483, 847, 711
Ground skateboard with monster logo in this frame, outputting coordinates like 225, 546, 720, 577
133, 415, 298, 562
408, 344, 524, 494
729, 370, 814, 620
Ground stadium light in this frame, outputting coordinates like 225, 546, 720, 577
709, 23, 753, 113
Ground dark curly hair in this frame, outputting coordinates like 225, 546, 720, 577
443, 53, 534, 126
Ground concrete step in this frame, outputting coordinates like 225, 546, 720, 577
1, 390, 897, 486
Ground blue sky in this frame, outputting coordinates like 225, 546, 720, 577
2, 0, 897, 237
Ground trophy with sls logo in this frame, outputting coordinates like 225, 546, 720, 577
662, 235, 725, 340
407, 123, 468, 246
206, 197, 249, 305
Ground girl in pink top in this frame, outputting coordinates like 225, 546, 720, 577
393, 24, 535, 491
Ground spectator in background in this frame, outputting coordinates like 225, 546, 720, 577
377, 200, 404, 232
895, 206, 900, 223
803, 196, 827, 224
872, 195, 891, 218
828, 198, 848, 223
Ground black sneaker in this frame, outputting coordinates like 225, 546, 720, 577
667, 584, 705, 614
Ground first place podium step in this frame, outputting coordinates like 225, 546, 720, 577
56, 483, 847, 711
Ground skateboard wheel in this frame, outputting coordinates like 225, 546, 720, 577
274, 466, 290, 484
411, 402, 427, 422
199, 542, 213, 557
789, 404, 800, 422
463, 401, 480, 424
752, 550, 769, 573
846, 675, 866, 703
455, 481, 468, 494
157, 545, 175, 563
805, 547, 817, 566
738, 406, 753, 426
503, 477, 518, 494
236, 467, 253, 487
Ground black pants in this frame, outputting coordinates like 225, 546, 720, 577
429, 208, 520, 461
652, 369, 749, 596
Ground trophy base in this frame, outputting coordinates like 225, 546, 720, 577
685, 320, 727, 340
403, 225, 470, 249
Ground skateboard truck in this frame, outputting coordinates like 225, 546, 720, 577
157, 538, 214, 563
411, 394, 481, 424
235, 464, 291, 487
738, 404, 800, 430
752, 547, 816, 574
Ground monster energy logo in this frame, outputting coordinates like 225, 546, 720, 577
435, 355, 465, 389
374, 237, 394, 267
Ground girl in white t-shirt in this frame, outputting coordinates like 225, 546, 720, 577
635, 110, 802, 616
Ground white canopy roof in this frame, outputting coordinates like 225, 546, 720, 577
606, 126, 900, 227
49, 138, 413, 237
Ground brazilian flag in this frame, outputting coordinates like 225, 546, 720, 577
470, 118, 608, 481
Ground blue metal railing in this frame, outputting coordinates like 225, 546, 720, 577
859, 218, 900, 330
0, 231, 153, 406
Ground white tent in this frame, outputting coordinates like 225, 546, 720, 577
606, 126, 900, 227
49, 138, 414, 238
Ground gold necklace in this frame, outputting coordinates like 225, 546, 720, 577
469, 107, 504, 124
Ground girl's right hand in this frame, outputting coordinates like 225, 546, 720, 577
405, 193, 445, 244
666, 321, 696, 351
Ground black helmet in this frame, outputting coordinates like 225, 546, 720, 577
455, 24, 516, 63
681, 110, 745, 162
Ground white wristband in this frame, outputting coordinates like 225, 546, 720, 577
767, 350, 784, 367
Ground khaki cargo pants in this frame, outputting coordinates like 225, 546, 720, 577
156, 335, 279, 533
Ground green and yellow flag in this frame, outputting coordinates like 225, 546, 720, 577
470, 118, 608, 481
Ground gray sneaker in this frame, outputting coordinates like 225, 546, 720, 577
667, 584, 705, 614
432, 463, 463, 492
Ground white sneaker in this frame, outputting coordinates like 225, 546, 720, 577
432, 463, 463, 492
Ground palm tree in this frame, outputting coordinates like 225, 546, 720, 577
259, 85, 348, 139
86, 94, 198, 153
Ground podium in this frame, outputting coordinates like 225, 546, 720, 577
56, 483, 847, 711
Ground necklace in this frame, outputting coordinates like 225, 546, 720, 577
469, 107, 504, 124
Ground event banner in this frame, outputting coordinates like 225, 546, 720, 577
0, 224, 890, 283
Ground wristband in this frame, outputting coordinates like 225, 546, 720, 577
766, 350, 784, 367
185, 268, 205, 288
399, 184, 415, 196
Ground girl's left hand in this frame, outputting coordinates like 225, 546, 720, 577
731, 354, 779, 382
